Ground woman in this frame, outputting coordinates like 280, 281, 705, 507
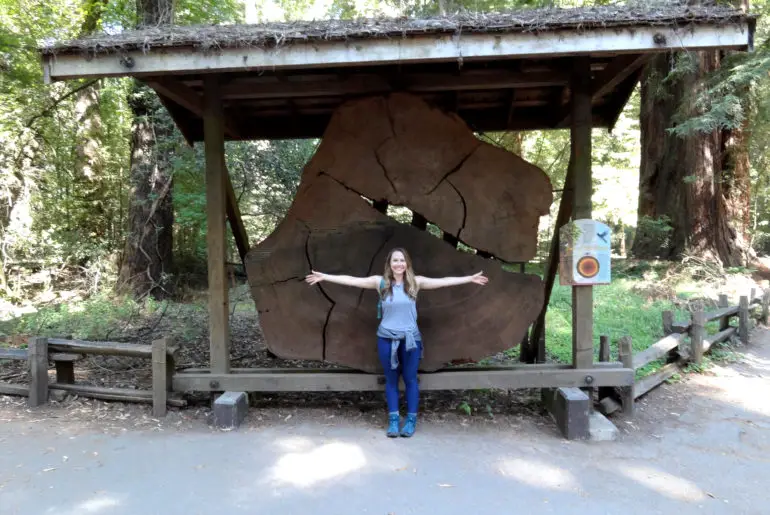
305, 248, 488, 438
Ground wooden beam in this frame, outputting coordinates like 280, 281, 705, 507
147, 77, 241, 138
632, 333, 683, 370
172, 367, 634, 392
634, 362, 681, 399
0, 348, 28, 360
48, 338, 153, 358
528, 155, 574, 364
49, 383, 186, 406
571, 56, 594, 370
557, 53, 648, 127
220, 70, 569, 100
45, 24, 752, 81
0, 383, 28, 396
204, 75, 230, 375
224, 160, 250, 266
216, 108, 609, 141
591, 54, 648, 99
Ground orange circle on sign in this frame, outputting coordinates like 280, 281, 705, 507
577, 256, 600, 278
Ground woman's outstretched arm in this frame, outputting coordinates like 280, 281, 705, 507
305, 271, 380, 289
417, 271, 488, 290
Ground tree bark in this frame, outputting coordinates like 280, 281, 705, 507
633, 43, 752, 266
71, 0, 108, 244
117, 0, 175, 298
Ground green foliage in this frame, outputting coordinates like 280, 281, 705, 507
634, 215, 674, 253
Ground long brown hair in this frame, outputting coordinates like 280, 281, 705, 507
380, 248, 419, 301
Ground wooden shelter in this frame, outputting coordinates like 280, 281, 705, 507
39, 5, 755, 397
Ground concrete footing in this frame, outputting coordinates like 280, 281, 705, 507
213, 391, 248, 429
542, 387, 590, 440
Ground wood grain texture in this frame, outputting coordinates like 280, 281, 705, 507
246, 93, 551, 372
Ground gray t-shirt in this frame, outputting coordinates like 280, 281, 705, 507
379, 283, 421, 339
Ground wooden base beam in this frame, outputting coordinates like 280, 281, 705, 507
173, 367, 634, 393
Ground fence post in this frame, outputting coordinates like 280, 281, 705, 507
662, 311, 674, 335
762, 291, 770, 325
599, 335, 610, 362
739, 295, 750, 345
27, 337, 49, 407
617, 336, 634, 416
152, 337, 173, 417
690, 306, 705, 366
718, 294, 729, 331
598, 335, 612, 401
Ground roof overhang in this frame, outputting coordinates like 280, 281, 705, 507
39, 8, 756, 140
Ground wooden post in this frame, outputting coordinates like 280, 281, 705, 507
152, 338, 172, 417
761, 290, 770, 325
739, 295, 750, 345
690, 306, 705, 366
54, 358, 76, 384
599, 335, 610, 362
529, 156, 574, 364
718, 294, 729, 331
570, 56, 594, 370
204, 75, 230, 375
617, 336, 634, 416
27, 337, 48, 407
598, 335, 612, 400
662, 311, 674, 335
224, 161, 251, 266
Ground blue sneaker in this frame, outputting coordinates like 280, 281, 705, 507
386, 413, 400, 438
400, 414, 417, 437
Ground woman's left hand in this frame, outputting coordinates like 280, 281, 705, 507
470, 271, 489, 285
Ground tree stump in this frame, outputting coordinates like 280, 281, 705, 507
246, 93, 553, 372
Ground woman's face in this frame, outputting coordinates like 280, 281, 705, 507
390, 251, 407, 276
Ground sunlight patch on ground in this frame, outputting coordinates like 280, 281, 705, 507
273, 436, 315, 452
497, 458, 579, 492
268, 441, 367, 488
46, 494, 122, 514
688, 360, 770, 418
618, 465, 706, 502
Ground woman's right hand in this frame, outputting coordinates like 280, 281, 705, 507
305, 270, 325, 285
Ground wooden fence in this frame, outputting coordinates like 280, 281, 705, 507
598, 290, 769, 416
2, 290, 766, 418
0, 337, 182, 416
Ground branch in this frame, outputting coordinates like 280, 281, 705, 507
26, 79, 101, 128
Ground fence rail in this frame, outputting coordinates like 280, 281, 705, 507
599, 290, 768, 416
0, 337, 182, 416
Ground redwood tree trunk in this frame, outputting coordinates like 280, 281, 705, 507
633, 51, 752, 266
117, 0, 175, 298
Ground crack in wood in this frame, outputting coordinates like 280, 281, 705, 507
303, 226, 335, 362
425, 144, 479, 196
355, 231, 395, 309
446, 178, 467, 239
374, 142, 398, 195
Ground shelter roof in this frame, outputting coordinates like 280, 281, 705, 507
40, 5, 756, 140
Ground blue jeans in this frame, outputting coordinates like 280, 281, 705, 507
377, 337, 422, 414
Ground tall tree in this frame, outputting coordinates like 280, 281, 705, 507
116, 0, 175, 298
633, 0, 753, 267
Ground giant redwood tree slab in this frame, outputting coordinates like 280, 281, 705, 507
246, 93, 552, 372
